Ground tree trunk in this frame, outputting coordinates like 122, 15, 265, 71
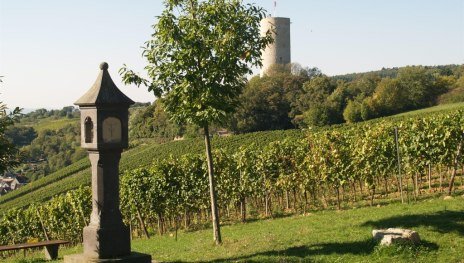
204, 124, 222, 245
448, 133, 463, 195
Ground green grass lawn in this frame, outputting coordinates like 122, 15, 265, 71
5, 196, 463, 263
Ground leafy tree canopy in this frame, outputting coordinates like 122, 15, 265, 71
0, 78, 22, 174
4, 126, 37, 147
121, 0, 272, 127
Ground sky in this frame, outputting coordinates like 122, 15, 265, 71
0, 0, 463, 109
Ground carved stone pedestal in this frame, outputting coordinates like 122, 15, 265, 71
65, 63, 151, 263
82, 224, 131, 258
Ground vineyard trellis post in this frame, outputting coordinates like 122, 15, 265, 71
448, 132, 464, 195
395, 127, 404, 204
428, 163, 432, 192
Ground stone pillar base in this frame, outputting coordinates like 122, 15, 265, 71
64, 252, 152, 263
83, 224, 130, 258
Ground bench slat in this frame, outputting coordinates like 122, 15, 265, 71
0, 240, 69, 251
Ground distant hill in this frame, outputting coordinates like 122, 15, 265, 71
331, 64, 461, 82
18, 108, 37, 114
7, 104, 150, 181
2, 101, 464, 211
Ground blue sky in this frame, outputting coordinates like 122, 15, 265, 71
0, 0, 463, 109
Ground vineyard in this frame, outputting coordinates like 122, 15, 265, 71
0, 129, 304, 210
0, 108, 463, 246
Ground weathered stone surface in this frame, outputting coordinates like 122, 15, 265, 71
75, 62, 135, 107
80, 151, 131, 258
66, 63, 151, 263
372, 228, 420, 246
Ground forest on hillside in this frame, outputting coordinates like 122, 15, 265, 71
3, 103, 152, 181
3, 64, 464, 181
130, 64, 464, 139
3, 107, 83, 180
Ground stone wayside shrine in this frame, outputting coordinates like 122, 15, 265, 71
64, 62, 152, 262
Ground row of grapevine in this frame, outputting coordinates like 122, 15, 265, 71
0, 186, 91, 245
119, 109, 464, 236
0, 109, 462, 245
0, 129, 304, 210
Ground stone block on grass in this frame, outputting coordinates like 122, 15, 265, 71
372, 228, 420, 246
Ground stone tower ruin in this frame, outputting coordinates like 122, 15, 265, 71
260, 16, 291, 77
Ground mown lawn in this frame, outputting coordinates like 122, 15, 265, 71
4, 196, 463, 263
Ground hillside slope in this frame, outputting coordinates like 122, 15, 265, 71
2, 101, 464, 211
0, 129, 304, 210
5, 196, 464, 262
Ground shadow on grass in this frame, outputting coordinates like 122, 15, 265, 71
169, 239, 437, 263
361, 210, 464, 236
5, 259, 49, 263
184, 213, 295, 233
239, 212, 295, 224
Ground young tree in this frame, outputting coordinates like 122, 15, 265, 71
0, 77, 22, 173
120, 0, 272, 244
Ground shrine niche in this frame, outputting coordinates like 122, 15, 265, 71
84, 117, 93, 143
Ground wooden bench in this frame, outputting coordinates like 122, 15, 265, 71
0, 240, 69, 260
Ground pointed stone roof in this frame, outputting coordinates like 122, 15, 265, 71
75, 62, 135, 107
